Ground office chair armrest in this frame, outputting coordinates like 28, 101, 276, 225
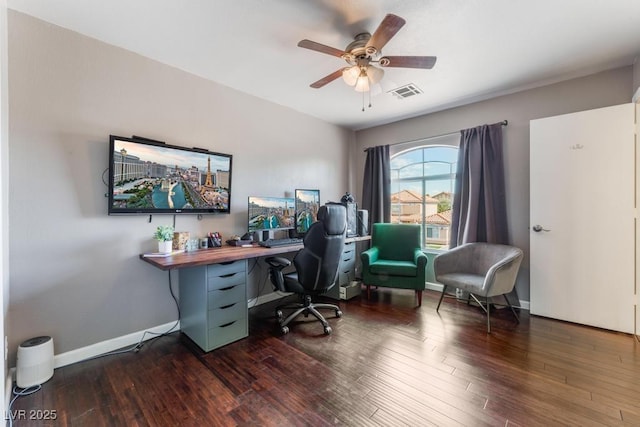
265, 256, 291, 270
265, 256, 292, 293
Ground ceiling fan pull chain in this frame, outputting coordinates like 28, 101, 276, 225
362, 90, 365, 112
368, 90, 372, 109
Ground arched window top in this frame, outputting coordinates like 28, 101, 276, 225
391, 145, 458, 181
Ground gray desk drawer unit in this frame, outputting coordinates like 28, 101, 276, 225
326, 241, 358, 300
179, 260, 248, 352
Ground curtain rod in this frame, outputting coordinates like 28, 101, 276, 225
364, 120, 508, 152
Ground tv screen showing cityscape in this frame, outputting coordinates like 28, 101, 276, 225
108, 135, 232, 214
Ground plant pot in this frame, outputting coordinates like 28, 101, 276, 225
158, 240, 173, 254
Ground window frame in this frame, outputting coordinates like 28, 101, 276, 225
390, 135, 459, 250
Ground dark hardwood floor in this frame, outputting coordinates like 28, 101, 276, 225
10, 288, 640, 426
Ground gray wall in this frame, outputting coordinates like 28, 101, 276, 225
7, 11, 353, 362
634, 57, 640, 97
1, 0, 8, 408
354, 66, 634, 303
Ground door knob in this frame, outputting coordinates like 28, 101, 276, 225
532, 224, 550, 232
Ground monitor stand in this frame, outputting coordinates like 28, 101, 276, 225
254, 230, 274, 242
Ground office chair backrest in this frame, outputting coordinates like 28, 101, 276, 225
293, 203, 346, 292
372, 223, 421, 261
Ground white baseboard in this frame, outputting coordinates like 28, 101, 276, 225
425, 282, 444, 292
41, 296, 284, 369
48, 294, 289, 369
5, 367, 14, 411
52, 320, 179, 369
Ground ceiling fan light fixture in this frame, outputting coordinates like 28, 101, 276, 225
342, 65, 360, 86
298, 13, 436, 109
354, 70, 370, 92
367, 65, 384, 85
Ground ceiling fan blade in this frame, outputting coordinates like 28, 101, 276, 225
380, 56, 437, 69
310, 69, 345, 88
366, 14, 406, 52
298, 39, 346, 58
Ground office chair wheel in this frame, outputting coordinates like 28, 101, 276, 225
275, 310, 284, 321
280, 326, 290, 335
335, 309, 343, 318
324, 326, 332, 335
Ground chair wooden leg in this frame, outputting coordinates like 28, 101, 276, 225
366, 284, 371, 299
416, 290, 422, 306
436, 285, 447, 311
487, 301, 491, 334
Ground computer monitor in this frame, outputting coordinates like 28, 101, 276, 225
248, 196, 295, 240
295, 189, 320, 236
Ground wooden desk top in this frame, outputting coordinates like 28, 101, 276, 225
140, 235, 370, 271
139, 243, 301, 271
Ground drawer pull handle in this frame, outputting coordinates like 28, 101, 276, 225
219, 285, 237, 291
219, 303, 236, 310
219, 321, 236, 328
219, 272, 237, 278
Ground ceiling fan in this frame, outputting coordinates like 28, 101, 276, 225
298, 14, 437, 94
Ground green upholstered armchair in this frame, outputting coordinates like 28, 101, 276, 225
361, 223, 428, 306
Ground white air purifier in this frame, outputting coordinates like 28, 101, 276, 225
16, 336, 54, 388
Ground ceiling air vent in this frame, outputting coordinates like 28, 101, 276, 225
388, 84, 423, 99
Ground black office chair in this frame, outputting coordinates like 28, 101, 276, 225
265, 203, 346, 335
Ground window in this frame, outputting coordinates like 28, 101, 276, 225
390, 141, 458, 249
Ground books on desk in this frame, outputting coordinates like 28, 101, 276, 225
142, 250, 185, 258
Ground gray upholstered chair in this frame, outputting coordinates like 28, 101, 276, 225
434, 242, 523, 333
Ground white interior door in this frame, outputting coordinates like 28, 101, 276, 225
636, 100, 640, 338
530, 103, 635, 334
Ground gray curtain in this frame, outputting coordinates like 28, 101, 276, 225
450, 122, 508, 247
362, 145, 390, 225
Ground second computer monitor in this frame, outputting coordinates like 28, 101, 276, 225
295, 189, 320, 236
248, 196, 295, 240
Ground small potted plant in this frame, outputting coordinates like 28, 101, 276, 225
154, 225, 175, 254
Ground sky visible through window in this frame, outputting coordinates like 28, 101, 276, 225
391, 146, 458, 197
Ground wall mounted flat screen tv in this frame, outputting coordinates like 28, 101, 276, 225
247, 196, 295, 232
295, 189, 320, 235
108, 135, 232, 215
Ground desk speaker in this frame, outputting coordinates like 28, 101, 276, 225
343, 202, 357, 237
16, 336, 54, 388
357, 209, 369, 236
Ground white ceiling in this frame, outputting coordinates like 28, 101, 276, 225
7, 0, 640, 130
